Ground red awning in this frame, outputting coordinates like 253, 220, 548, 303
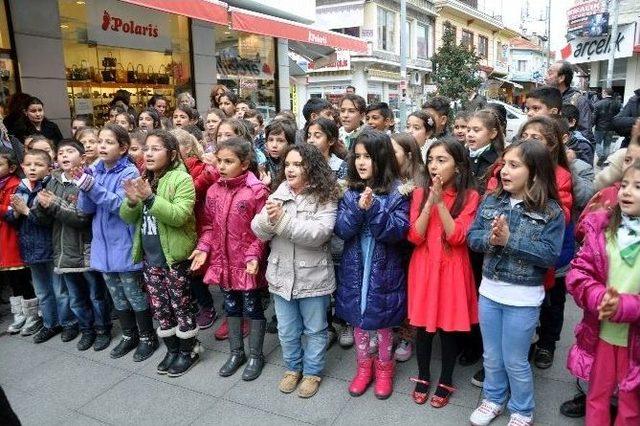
119, 0, 228, 25
230, 7, 368, 54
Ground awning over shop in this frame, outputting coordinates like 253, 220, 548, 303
492, 77, 524, 89
230, 7, 368, 54
119, 0, 229, 25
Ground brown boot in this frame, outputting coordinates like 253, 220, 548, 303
297, 375, 322, 398
279, 371, 302, 393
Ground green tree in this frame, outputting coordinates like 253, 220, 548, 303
431, 22, 482, 100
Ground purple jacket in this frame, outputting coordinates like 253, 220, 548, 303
566, 211, 640, 391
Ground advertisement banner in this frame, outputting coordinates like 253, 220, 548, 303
559, 23, 635, 64
87, 0, 171, 52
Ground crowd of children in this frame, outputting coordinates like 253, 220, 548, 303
1, 85, 640, 426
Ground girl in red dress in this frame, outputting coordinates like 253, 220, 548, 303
407, 138, 479, 408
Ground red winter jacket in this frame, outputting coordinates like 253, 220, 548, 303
0, 175, 24, 268
196, 171, 269, 291
185, 157, 218, 234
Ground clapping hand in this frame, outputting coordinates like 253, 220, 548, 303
598, 287, 620, 320
123, 179, 140, 205
10, 195, 29, 216
266, 200, 283, 224
489, 214, 510, 246
427, 175, 443, 206
37, 190, 55, 209
133, 177, 152, 200
246, 259, 259, 275
358, 187, 374, 210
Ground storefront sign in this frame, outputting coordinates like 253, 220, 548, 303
567, 0, 605, 32
308, 51, 351, 72
87, 0, 171, 52
559, 23, 635, 64
216, 50, 274, 80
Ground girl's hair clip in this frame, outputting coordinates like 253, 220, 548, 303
427, 117, 434, 126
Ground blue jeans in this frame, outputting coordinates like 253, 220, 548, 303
479, 295, 540, 417
594, 130, 614, 160
60, 271, 112, 331
30, 262, 72, 329
103, 272, 148, 312
274, 294, 330, 376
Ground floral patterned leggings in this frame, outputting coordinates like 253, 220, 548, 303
354, 327, 393, 362
143, 263, 197, 333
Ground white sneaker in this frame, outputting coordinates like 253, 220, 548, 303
368, 331, 378, 355
8, 296, 25, 334
470, 399, 504, 426
394, 339, 413, 362
507, 413, 533, 426
339, 325, 354, 348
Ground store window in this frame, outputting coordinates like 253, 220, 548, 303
59, 0, 192, 124
214, 26, 276, 112
417, 23, 429, 58
377, 7, 395, 51
478, 35, 488, 58
0, 1, 17, 114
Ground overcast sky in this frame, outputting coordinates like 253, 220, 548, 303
484, 0, 572, 51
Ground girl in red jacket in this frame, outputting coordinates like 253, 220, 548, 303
0, 148, 35, 334
189, 137, 269, 381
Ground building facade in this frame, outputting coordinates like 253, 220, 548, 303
508, 36, 547, 106
307, 0, 437, 111
2, 0, 365, 134
434, 0, 520, 102
558, 0, 640, 103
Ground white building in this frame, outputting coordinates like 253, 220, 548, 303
303, 0, 437, 111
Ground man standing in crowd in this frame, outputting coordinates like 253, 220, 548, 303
546, 61, 593, 141
593, 87, 621, 166
613, 88, 640, 148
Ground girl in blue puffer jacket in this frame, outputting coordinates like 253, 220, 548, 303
335, 130, 410, 400
75, 124, 158, 362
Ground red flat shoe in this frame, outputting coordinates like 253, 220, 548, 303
430, 383, 455, 408
410, 377, 430, 405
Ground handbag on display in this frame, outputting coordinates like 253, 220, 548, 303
157, 64, 170, 85
115, 63, 127, 83
101, 66, 116, 82
126, 63, 137, 83
147, 65, 158, 84
102, 51, 117, 68
77, 59, 90, 80
136, 64, 147, 84
0, 68, 9, 82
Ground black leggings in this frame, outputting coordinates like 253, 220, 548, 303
0, 268, 34, 299
415, 328, 460, 388
222, 290, 265, 320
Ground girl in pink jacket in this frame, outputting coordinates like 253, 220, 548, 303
566, 161, 640, 426
189, 137, 269, 381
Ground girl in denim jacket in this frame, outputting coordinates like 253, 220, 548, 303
467, 140, 565, 426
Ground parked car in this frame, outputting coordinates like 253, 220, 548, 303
487, 100, 527, 142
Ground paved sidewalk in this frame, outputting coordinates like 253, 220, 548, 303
0, 290, 583, 425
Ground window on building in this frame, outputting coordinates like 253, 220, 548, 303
443, 22, 456, 40
461, 30, 474, 50
478, 35, 488, 58
377, 7, 395, 51
404, 20, 413, 57
417, 23, 429, 58
517, 60, 527, 72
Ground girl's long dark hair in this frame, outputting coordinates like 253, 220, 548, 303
422, 138, 473, 218
518, 116, 569, 170
274, 144, 338, 205
101, 123, 131, 149
470, 109, 505, 154
607, 159, 640, 238
142, 129, 183, 190
390, 132, 426, 186
493, 139, 559, 212
346, 129, 400, 194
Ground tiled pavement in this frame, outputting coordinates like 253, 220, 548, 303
0, 289, 583, 425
